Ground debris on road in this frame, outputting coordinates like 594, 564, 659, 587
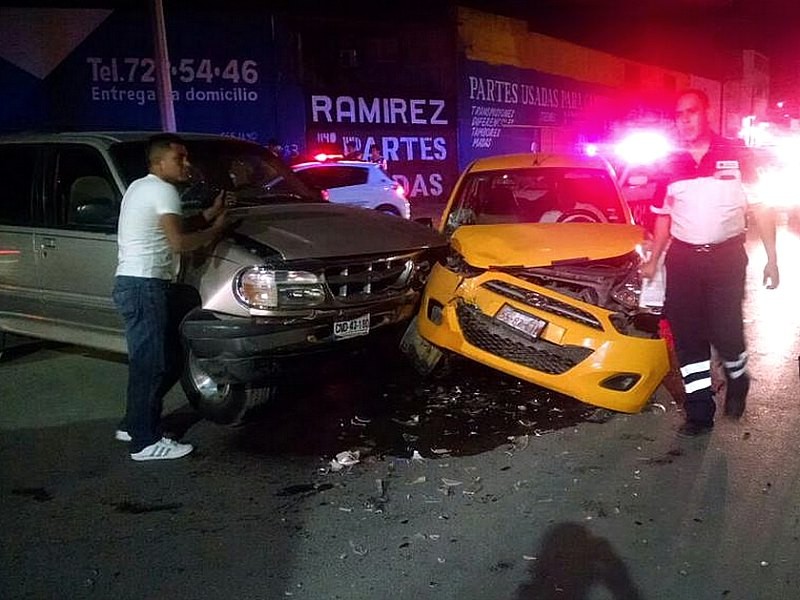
330, 450, 360, 471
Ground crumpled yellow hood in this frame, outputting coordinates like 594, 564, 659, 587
451, 223, 644, 268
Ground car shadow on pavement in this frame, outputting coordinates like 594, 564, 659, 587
512, 521, 645, 600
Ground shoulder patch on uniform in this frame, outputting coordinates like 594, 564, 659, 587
716, 160, 739, 169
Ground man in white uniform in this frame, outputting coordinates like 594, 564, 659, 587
113, 133, 226, 461
642, 90, 779, 437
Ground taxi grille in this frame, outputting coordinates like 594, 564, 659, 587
456, 303, 593, 375
482, 280, 603, 330
324, 254, 415, 303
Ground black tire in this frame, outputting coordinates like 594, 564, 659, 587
180, 350, 276, 425
376, 204, 401, 216
0, 331, 6, 361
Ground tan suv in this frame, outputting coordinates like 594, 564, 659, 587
0, 132, 446, 423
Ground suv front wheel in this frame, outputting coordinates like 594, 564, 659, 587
180, 349, 275, 425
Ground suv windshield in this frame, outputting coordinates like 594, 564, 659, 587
445, 167, 627, 233
110, 139, 322, 207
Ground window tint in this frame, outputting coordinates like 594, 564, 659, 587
296, 166, 369, 189
53, 147, 119, 230
0, 145, 37, 225
110, 139, 321, 206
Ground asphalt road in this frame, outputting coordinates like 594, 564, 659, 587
1, 226, 799, 600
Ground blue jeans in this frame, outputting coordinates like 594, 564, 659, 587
112, 276, 184, 452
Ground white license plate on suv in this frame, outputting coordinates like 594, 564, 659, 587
334, 313, 370, 339
496, 304, 546, 339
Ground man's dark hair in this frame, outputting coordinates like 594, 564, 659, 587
676, 88, 710, 111
147, 132, 186, 166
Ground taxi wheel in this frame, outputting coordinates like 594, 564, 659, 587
376, 204, 402, 217
180, 349, 275, 425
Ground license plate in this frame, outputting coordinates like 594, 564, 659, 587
496, 304, 547, 339
334, 313, 370, 339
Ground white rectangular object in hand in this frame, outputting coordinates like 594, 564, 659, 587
640, 252, 666, 309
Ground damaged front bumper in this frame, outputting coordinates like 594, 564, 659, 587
182, 293, 419, 385
411, 263, 670, 413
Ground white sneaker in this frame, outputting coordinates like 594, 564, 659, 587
115, 430, 132, 442
130, 437, 193, 461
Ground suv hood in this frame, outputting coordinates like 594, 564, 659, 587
451, 223, 644, 268
230, 204, 445, 260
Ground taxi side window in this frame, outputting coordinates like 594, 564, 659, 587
51, 147, 120, 232
0, 146, 37, 226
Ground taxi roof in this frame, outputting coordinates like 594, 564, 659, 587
467, 152, 614, 174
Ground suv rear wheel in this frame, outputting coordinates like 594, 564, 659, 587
181, 349, 275, 425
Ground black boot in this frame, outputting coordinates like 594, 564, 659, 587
724, 372, 750, 418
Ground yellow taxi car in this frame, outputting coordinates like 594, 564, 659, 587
402, 153, 670, 413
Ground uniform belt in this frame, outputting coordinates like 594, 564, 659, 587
672, 234, 745, 253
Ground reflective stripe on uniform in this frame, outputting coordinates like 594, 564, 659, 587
680, 360, 711, 378
680, 359, 712, 395
723, 351, 748, 379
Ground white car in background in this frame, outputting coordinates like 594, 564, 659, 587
291, 158, 411, 219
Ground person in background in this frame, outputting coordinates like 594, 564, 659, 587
367, 144, 388, 171
343, 141, 362, 160
113, 133, 227, 461
641, 89, 779, 438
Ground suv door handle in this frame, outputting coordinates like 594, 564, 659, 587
40, 237, 57, 249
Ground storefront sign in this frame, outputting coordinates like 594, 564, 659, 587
307, 92, 458, 199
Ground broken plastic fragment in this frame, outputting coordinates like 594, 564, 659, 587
330, 450, 360, 471
411, 450, 427, 463
349, 540, 368, 556
440, 478, 463, 487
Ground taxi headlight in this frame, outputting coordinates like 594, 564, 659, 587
445, 248, 484, 278
611, 266, 642, 311
234, 267, 326, 310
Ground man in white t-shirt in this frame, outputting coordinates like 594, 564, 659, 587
113, 133, 226, 461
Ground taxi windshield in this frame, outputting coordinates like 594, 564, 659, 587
445, 167, 627, 233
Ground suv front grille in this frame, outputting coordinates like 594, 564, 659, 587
324, 254, 415, 303
456, 302, 593, 375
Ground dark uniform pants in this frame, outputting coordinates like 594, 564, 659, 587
664, 240, 748, 425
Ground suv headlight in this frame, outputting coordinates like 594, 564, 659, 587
234, 267, 326, 311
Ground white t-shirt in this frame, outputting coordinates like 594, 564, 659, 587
115, 173, 182, 280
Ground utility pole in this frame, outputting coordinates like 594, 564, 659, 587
151, 0, 176, 131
